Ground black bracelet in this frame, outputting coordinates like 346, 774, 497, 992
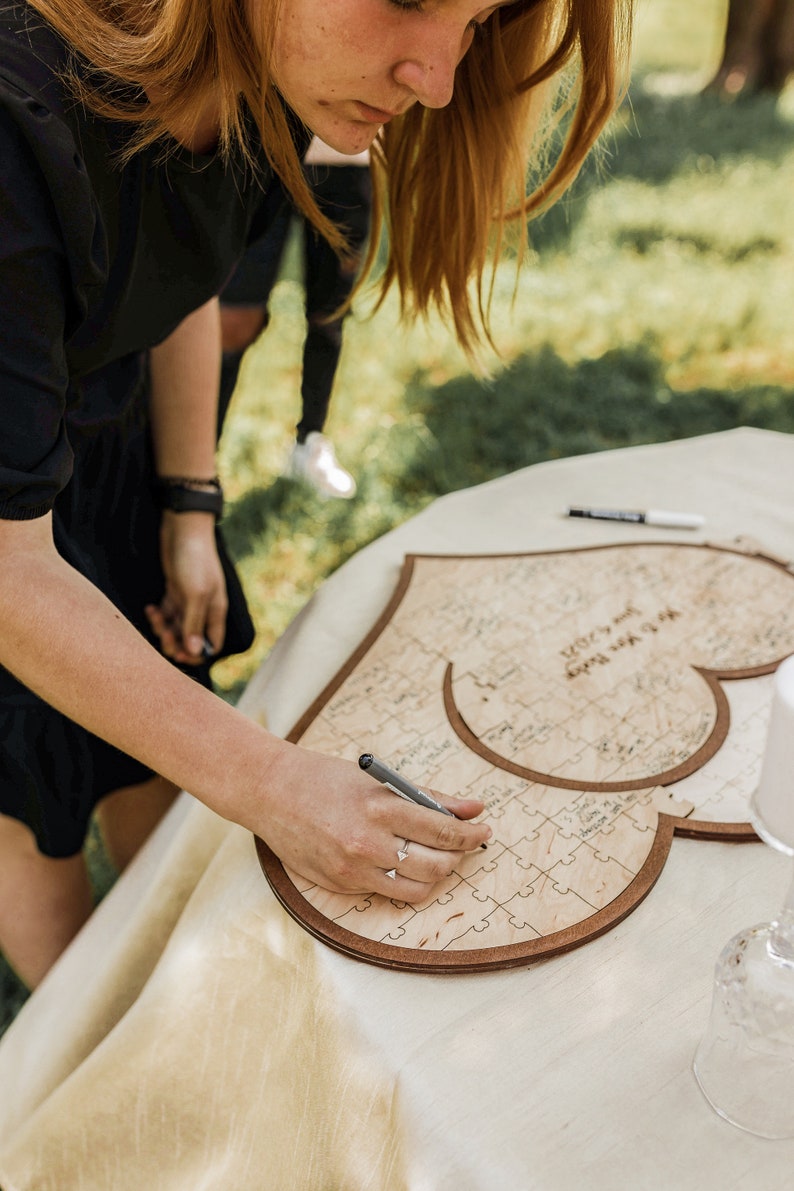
156, 478, 224, 519
158, 475, 222, 490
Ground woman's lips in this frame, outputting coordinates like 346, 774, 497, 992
353, 100, 403, 123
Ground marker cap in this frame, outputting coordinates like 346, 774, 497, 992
645, 509, 705, 529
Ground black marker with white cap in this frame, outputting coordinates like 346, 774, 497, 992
565, 506, 705, 530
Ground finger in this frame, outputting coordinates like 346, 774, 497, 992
180, 592, 213, 660
374, 867, 457, 902
371, 795, 491, 853
204, 590, 228, 658
433, 792, 486, 820
388, 839, 466, 886
145, 602, 203, 666
144, 603, 181, 659
170, 630, 207, 666
144, 603, 162, 639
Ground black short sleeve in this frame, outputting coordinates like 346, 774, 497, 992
0, 95, 73, 519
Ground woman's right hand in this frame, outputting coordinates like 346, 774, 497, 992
251, 743, 492, 900
0, 516, 489, 902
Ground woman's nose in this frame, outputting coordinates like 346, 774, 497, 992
392, 29, 470, 109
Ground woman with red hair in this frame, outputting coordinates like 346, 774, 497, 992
0, 0, 633, 986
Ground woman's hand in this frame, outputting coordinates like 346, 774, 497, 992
145, 510, 228, 664
254, 744, 492, 900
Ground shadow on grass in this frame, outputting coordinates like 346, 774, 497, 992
221, 476, 304, 558
612, 85, 794, 185
0, 961, 28, 1039
530, 82, 793, 254
222, 470, 418, 574
220, 341, 794, 572
394, 342, 794, 499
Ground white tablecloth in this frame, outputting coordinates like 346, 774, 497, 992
2, 428, 793, 1190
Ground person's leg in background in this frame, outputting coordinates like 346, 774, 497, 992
0, 769, 178, 989
218, 195, 292, 434
94, 775, 181, 873
0, 814, 93, 989
285, 162, 373, 499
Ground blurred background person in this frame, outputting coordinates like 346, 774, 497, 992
219, 138, 373, 500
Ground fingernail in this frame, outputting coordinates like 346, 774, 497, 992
201, 636, 215, 660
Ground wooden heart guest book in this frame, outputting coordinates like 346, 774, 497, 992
256, 542, 794, 972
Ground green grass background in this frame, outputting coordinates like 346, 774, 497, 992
2, 0, 793, 1033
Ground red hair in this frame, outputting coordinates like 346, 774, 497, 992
27, 0, 634, 348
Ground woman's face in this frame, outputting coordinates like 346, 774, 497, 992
267, 0, 510, 154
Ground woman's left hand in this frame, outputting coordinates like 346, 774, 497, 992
145, 509, 228, 664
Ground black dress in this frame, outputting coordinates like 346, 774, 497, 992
0, 2, 287, 856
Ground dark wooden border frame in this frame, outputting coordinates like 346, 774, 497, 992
256, 817, 675, 973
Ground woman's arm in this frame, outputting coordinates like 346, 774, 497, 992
149, 296, 220, 480
0, 514, 491, 894
146, 297, 227, 662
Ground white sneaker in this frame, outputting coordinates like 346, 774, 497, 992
285, 432, 357, 499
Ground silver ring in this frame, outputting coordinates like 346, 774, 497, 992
385, 868, 397, 880
397, 840, 410, 863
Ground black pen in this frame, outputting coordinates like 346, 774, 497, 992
358, 753, 487, 847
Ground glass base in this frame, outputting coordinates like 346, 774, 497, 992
694, 923, 794, 1139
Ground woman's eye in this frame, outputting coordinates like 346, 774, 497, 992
389, 0, 425, 10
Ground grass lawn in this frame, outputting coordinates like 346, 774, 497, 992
2, 0, 793, 1032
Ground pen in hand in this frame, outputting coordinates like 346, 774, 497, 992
358, 753, 488, 848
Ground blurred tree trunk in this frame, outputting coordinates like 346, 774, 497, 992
705, 0, 794, 95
